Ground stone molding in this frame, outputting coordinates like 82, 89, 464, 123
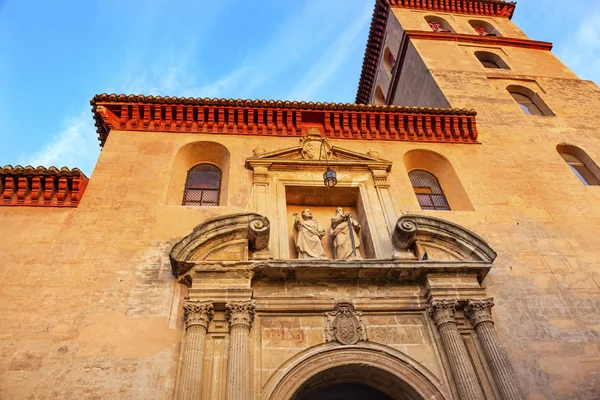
428, 299, 459, 327
393, 214, 497, 264
183, 300, 214, 330
465, 298, 495, 327
225, 301, 256, 330
169, 213, 270, 276
325, 302, 368, 345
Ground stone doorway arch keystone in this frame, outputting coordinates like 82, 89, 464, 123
264, 343, 448, 400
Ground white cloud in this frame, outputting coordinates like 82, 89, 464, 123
19, 111, 100, 176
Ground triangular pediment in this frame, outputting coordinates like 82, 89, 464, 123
245, 128, 392, 171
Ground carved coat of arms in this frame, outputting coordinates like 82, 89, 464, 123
325, 302, 368, 345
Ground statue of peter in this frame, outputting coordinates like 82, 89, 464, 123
293, 209, 327, 259
330, 207, 362, 260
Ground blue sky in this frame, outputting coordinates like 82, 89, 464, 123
0, 0, 598, 176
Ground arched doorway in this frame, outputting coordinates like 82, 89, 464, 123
265, 343, 447, 400
291, 365, 422, 400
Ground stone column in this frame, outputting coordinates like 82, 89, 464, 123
429, 300, 485, 400
178, 300, 214, 400
225, 300, 255, 400
465, 299, 524, 400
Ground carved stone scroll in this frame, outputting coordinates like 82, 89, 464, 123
429, 300, 485, 400
392, 218, 418, 251
248, 215, 270, 251
225, 301, 255, 400
177, 300, 214, 400
465, 299, 524, 400
325, 302, 368, 345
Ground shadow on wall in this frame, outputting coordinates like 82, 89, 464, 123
167, 141, 230, 206
403, 149, 474, 211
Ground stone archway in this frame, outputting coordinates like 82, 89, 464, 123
264, 343, 448, 400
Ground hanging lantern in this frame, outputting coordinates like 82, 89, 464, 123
323, 167, 337, 188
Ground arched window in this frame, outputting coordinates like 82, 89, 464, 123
475, 51, 509, 69
424, 16, 454, 33
408, 169, 451, 211
374, 86, 386, 105
557, 144, 600, 186
469, 20, 501, 36
507, 85, 554, 116
383, 47, 395, 78
183, 164, 222, 206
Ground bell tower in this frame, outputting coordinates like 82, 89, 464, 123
357, 0, 600, 126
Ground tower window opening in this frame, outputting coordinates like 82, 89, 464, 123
507, 85, 554, 117
383, 47, 395, 77
425, 16, 454, 33
409, 169, 451, 211
557, 144, 600, 186
469, 20, 501, 36
183, 164, 222, 206
475, 51, 510, 69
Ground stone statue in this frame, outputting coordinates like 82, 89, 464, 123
330, 207, 362, 260
293, 209, 327, 259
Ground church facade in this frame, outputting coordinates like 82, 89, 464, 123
1, 1, 600, 399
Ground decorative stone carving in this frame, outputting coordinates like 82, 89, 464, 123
248, 215, 270, 251
465, 299, 524, 400
225, 301, 255, 400
325, 302, 368, 345
177, 301, 214, 400
428, 299, 459, 327
300, 128, 331, 160
183, 300, 215, 330
252, 147, 266, 157
330, 208, 362, 260
428, 299, 485, 400
392, 218, 418, 251
293, 209, 327, 259
464, 298, 495, 327
225, 300, 256, 329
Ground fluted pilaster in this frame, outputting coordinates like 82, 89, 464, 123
466, 299, 524, 400
225, 301, 255, 400
429, 300, 485, 400
177, 300, 214, 400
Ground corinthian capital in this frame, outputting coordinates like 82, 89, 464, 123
183, 300, 214, 330
465, 298, 495, 327
428, 299, 458, 327
226, 300, 256, 330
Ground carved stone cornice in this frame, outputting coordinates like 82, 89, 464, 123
428, 300, 459, 327
465, 298, 495, 327
183, 300, 214, 330
226, 301, 256, 330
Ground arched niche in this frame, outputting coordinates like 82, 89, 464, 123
424, 15, 454, 33
264, 342, 447, 400
403, 149, 474, 211
383, 47, 395, 78
393, 214, 497, 263
167, 141, 231, 206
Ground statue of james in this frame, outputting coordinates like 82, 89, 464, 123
330, 207, 362, 260
293, 209, 327, 259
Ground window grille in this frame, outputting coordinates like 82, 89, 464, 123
409, 170, 451, 211
183, 164, 221, 206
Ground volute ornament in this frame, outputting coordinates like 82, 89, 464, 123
325, 301, 368, 345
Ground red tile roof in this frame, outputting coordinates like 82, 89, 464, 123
0, 165, 88, 207
91, 93, 480, 147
